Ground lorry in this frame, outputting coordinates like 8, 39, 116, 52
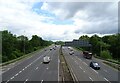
83, 51, 92, 59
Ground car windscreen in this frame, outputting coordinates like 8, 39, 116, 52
93, 63, 99, 66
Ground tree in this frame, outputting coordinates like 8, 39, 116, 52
2, 30, 52, 63
89, 34, 101, 56
100, 50, 112, 59
17, 35, 29, 53
79, 35, 89, 41
2, 30, 17, 61
30, 35, 42, 48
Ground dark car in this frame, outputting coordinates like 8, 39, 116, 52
53, 47, 56, 50
44, 49, 47, 51
90, 61, 100, 70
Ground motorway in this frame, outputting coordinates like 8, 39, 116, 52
1, 45, 119, 83
2, 45, 60, 83
62, 46, 119, 82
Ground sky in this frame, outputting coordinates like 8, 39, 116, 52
0, 0, 118, 41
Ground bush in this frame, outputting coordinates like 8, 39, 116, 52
9, 53, 17, 60
100, 50, 112, 59
2, 55, 8, 63
12, 50, 23, 57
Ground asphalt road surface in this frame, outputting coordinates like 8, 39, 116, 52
62, 46, 119, 83
2, 45, 60, 83
1, 45, 119, 83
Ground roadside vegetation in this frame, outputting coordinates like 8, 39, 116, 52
77, 34, 120, 62
55, 41, 64, 45
1, 30, 53, 63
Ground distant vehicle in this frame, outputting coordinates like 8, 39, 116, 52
50, 48, 52, 50
69, 51, 74, 55
43, 56, 50, 63
70, 48, 73, 51
44, 49, 47, 51
68, 47, 71, 49
55, 45, 57, 47
53, 47, 56, 50
68, 47, 73, 51
83, 51, 92, 59
90, 61, 100, 70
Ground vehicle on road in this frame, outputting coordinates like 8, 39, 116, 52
44, 49, 47, 51
53, 47, 56, 50
90, 61, 100, 70
69, 51, 74, 55
50, 48, 52, 50
83, 51, 92, 59
55, 45, 57, 47
68, 47, 73, 51
43, 56, 51, 63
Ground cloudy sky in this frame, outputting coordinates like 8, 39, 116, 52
0, 0, 118, 41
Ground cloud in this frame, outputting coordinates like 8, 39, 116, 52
0, 0, 118, 41
41, 2, 118, 34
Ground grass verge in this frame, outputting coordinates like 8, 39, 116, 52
103, 61, 120, 71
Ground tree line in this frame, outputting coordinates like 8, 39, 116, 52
1, 30, 53, 63
79, 34, 120, 61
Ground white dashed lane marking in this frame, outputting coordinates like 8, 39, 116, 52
104, 77, 109, 81
35, 67, 38, 70
104, 69, 108, 73
15, 73, 19, 76
83, 62, 88, 66
91, 68, 98, 74
79, 66, 83, 70
89, 77, 93, 81
41, 80, 44, 83
24, 79, 28, 83
10, 76, 14, 80
19, 71, 22, 74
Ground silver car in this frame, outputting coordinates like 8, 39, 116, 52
43, 56, 50, 63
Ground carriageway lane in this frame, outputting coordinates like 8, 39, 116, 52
2, 45, 60, 82
62, 46, 111, 82
71, 47, 118, 82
